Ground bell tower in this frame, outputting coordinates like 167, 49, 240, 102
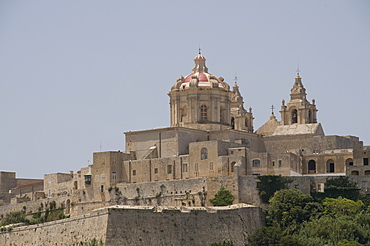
280, 72, 318, 125
230, 82, 254, 132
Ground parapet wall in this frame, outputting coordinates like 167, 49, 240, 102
0, 204, 264, 246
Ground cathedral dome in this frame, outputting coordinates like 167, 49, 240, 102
171, 54, 230, 91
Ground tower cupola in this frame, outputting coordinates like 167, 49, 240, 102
280, 73, 318, 125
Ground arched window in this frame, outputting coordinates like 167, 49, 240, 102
180, 106, 187, 122
201, 148, 208, 160
365, 170, 370, 175
292, 109, 298, 124
308, 160, 316, 173
351, 171, 359, 175
252, 159, 261, 167
231, 117, 235, 129
220, 106, 225, 123
200, 105, 207, 120
231, 161, 236, 172
327, 159, 335, 173
245, 117, 249, 127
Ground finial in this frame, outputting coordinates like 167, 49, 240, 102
234, 72, 238, 84
271, 105, 275, 115
296, 63, 300, 76
198, 44, 201, 55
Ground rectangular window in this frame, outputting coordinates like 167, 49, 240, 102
329, 163, 335, 173
100, 185, 104, 192
182, 164, 188, 172
317, 183, 324, 192
95, 175, 100, 182
364, 158, 369, 166
200, 105, 207, 120
101, 174, 106, 183
272, 161, 275, 167
167, 165, 172, 174
252, 159, 261, 167
278, 160, 282, 167
154, 168, 158, 174
132, 170, 136, 176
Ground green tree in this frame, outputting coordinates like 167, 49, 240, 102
256, 175, 292, 203
323, 197, 364, 217
246, 226, 302, 246
209, 187, 234, 206
268, 189, 317, 233
324, 176, 360, 201
296, 215, 369, 245
360, 193, 370, 208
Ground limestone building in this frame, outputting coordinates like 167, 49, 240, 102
42, 53, 370, 202
3, 52, 369, 215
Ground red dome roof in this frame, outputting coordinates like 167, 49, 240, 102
171, 54, 230, 91
184, 73, 220, 83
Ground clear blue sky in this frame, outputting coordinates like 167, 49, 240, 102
1, 1, 369, 178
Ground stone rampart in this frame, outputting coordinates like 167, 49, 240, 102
0, 204, 264, 246
0, 208, 108, 246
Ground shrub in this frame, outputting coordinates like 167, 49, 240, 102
210, 188, 234, 206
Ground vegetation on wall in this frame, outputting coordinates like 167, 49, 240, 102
210, 241, 234, 246
324, 176, 360, 201
78, 238, 104, 246
209, 187, 234, 206
0, 201, 68, 227
256, 175, 292, 203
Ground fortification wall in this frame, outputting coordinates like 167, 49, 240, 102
105, 205, 264, 246
0, 208, 108, 246
0, 205, 264, 246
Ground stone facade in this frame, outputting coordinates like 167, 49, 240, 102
0, 205, 264, 246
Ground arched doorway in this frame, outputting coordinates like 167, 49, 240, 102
308, 160, 316, 173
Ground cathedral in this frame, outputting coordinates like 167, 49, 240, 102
79, 52, 368, 186
3, 52, 369, 215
